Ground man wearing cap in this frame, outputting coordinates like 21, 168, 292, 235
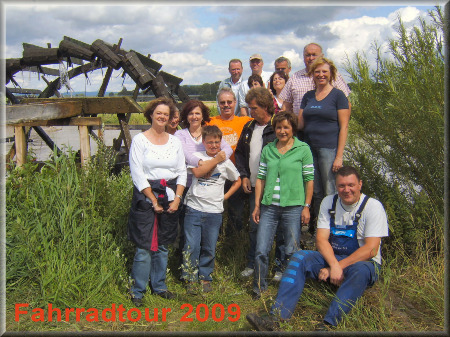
238, 54, 272, 116
217, 59, 244, 115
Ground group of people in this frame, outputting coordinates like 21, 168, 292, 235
126, 42, 389, 331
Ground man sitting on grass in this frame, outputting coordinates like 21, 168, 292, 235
181, 125, 241, 294
246, 166, 389, 331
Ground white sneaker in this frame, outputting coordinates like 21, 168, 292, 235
272, 271, 283, 282
240, 267, 254, 278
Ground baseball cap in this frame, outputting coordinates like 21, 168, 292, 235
249, 53, 263, 61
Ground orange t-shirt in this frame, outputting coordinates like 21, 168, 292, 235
208, 115, 253, 163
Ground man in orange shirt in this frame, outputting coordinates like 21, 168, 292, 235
209, 87, 252, 235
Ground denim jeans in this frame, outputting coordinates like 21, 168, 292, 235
253, 204, 302, 294
271, 250, 380, 326
182, 206, 222, 282
130, 245, 169, 299
247, 190, 285, 271
310, 147, 337, 217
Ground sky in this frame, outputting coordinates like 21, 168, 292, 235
2, 1, 445, 94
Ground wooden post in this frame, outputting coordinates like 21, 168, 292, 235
14, 126, 27, 167
78, 125, 90, 166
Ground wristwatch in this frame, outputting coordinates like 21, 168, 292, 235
304, 203, 311, 208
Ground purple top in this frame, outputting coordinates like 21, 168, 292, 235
174, 128, 233, 186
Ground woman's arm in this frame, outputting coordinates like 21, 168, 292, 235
301, 180, 314, 225
191, 152, 226, 178
140, 186, 164, 213
220, 138, 233, 160
333, 107, 350, 172
167, 184, 185, 213
298, 108, 305, 130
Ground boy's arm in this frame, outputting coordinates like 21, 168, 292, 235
224, 177, 242, 200
191, 151, 226, 178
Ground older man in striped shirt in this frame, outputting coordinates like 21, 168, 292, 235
280, 43, 351, 117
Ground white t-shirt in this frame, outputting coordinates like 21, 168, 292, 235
248, 124, 265, 187
317, 193, 389, 265
185, 151, 240, 213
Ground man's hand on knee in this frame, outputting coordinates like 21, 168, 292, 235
329, 265, 344, 286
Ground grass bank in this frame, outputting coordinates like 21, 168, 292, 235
5, 143, 444, 333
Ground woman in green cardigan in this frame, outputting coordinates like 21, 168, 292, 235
251, 111, 314, 298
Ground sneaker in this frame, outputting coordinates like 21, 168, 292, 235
272, 271, 283, 282
252, 292, 261, 300
156, 290, 176, 300
314, 321, 332, 331
131, 297, 142, 307
186, 282, 197, 295
201, 281, 213, 293
240, 267, 254, 278
246, 313, 279, 331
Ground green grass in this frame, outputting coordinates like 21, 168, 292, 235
5, 144, 445, 332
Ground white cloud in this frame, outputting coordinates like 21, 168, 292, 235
388, 6, 422, 23
5, 4, 437, 90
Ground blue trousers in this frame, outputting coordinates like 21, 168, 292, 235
246, 190, 285, 271
310, 147, 337, 217
253, 205, 302, 294
182, 206, 222, 282
130, 245, 169, 298
271, 250, 380, 326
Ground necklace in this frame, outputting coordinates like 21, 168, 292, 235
189, 128, 202, 141
339, 198, 359, 212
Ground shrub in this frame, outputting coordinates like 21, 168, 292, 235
344, 7, 444, 256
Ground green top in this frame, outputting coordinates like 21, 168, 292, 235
257, 137, 314, 207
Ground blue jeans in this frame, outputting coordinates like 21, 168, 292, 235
247, 191, 285, 271
182, 206, 222, 282
253, 205, 302, 294
310, 147, 337, 217
271, 250, 380, 326
130, 245, 169, 299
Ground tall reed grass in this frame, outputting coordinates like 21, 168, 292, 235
6, 144, 133, 309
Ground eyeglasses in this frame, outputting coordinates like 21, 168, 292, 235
205, 141, 221, 145
219, 101, 234, 106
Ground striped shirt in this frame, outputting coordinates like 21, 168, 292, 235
279, 68, 351, 115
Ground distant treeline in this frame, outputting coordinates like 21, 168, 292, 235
181, 81, 221, 101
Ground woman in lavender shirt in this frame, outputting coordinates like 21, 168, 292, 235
174, 100, 233, 258
175, 100, 233, 186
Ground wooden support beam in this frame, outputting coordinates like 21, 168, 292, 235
119, 118, 132, 155
6, 101, 82, 125
14, 126, 27, 167
78, 125, 90, 167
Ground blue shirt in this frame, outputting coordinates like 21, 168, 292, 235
301, 87, 349, 148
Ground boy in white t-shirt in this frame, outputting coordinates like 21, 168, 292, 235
182, 125, 241, 293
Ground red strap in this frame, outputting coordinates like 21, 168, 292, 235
150, 215, 158, 251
